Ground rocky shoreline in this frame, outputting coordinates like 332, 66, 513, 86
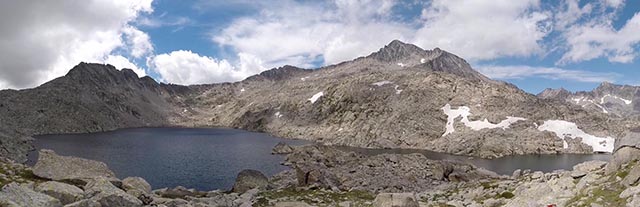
4, 135, 640, 206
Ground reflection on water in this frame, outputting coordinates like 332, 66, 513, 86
337, 146, 611, 175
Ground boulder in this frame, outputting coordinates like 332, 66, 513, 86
35, 181, 84, 205
573, 160, 607, 172
275, 201, 313, 207
511, 169, 522, 179
153, 186, 204, 199
606, 147, 640, 174
372, 193, 419, 207
606, 131, 640, 174
64, 199, 101, 207
272, 142, 294, 154
232, 169, 269, 193
84, 177, 142, 207
0, 182, 62, 207
33, 149, 118, 185
622, 164, 640, 186
122, 177, 151, 193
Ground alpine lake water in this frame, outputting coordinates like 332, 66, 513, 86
28, 127, 611, 191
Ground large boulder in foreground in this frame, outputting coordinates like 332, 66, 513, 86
232, 169, 269, 193
35, 181, 84, 205
372, 193, 419, 207
84, 176, 142, 207
33, 149, 118, 185
0, 182, 62, 207
606, 131, 640, 174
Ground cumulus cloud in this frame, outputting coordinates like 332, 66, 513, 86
555, 0, 640, 64
0, 0, 153, 89
103, 55, 146, 77
213, 0, 553, 68
477, 65, 620, 83
149, 50, 264, 85
414, 0, 551, 60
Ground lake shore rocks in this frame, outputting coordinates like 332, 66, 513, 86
7, 144, 640, 206
272, 142, 295, 154
232, 169, 269, 193
33, 149, 119, 186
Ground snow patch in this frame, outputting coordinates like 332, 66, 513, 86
301, 76, 310, 81
394, 85, 403, 95
372, 81, 393, 86
420, 58, 426, 63
537, 120, 614, 153
397, 63, 405, 67
308, 92, 324, 103
240, 88, 245, 92
274, 111, 283, 118
441, 104, 526, 137
601, 94, 632, 105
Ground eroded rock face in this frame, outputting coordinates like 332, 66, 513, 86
84, 177, 142, 207
35, 181, 84, 205
232, 169, 269, 193
606, 131, 640, 174
372, 193, 419, 207
33, 149, 117, 185
0, 182, 62, 207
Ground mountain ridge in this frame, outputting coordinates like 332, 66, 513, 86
0, 40, 633, 162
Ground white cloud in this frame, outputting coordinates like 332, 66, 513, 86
213, 0, 553, 68
213, 0, 413, 68
476, 65, 619, 83
149, 50, 264, 85
555, 0, 640, 64
414, 0, 551, 60
104, 55, 146, 77
0, 0, 153, 89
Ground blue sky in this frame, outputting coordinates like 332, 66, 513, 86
1, 0, 639, 94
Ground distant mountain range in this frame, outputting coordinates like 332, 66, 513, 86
1, 40, 634, 162
539, 82, 640, 118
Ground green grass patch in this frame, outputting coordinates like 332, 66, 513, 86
255, 187, 375, 207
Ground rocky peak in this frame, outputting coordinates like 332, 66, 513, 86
42, 62, 158, 89
537, 88, 572, 100
244, 65, 312, 82
369, 40, 427, 62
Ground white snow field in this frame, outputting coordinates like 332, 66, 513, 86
441, 104, 526, 137
537, 120, 615, 153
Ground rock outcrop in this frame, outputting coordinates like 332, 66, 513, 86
33, 149, 118, 185
271, 145, 496, 193
372, 193, 419, 207
35, 181, 84, 205
272, 142, 295, 154
0, 182, 62, 207
232, 169, 269, 193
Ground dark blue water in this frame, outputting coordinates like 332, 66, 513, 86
27, 128, 308, 191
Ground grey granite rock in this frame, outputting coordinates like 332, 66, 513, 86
0, 182, 62, 207
84, 177, 142, 207
232, 169, 269, 193
36, 181, 85, 205
33, 149, 118, 185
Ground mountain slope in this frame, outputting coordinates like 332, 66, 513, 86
538, 82, 640, 118
0, 41, 632, 162
0, 63, 187, 161
173, 40, 627, 158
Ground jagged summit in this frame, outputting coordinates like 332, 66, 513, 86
42, 62, 158, 88
370, 40, 428, 62
537, 87, 571, 100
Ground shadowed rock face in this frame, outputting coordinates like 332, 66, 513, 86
0, 41, 631, 162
